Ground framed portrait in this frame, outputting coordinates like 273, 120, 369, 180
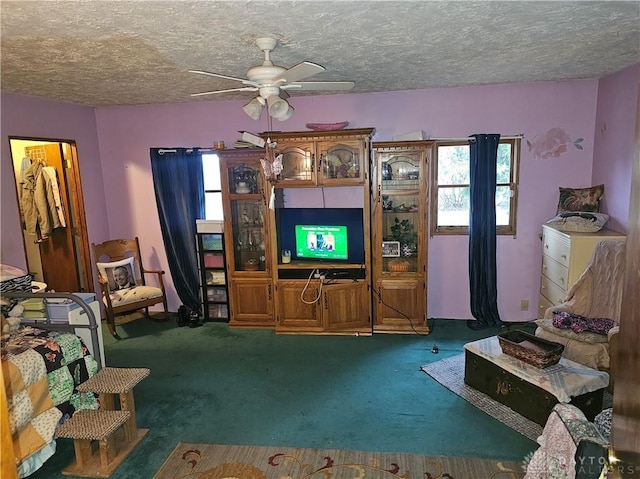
97, 257, 136, 291
382, 241, 400, 257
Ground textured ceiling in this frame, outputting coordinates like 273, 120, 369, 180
1, 1, 639, 107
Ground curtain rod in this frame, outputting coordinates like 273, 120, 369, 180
157, 148, 218, 155
434, 134, 524, 142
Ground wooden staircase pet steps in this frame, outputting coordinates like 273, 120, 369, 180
76, 367, 150, 446
56, 409, 132, 478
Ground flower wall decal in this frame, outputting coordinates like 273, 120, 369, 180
527, 128, 584, 159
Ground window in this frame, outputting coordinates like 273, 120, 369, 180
202, 153, 224, 220
431, 138, 520, 235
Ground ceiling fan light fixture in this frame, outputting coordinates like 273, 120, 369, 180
267, 95, 291, 120
275, 104, 294, 121
242, 97, 266, 120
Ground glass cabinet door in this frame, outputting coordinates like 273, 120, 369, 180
318, 141, 364, 184
226, 163, 269, 272
230, 198, 267, 271
273, 142, 315, 184
379, 154, 422, 273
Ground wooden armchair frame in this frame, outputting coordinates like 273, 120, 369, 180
92, 237, 168, 339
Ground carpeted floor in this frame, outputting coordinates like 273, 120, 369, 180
153, 443, 526, 479
26, 318, 539, 479
420, 355, 543, 441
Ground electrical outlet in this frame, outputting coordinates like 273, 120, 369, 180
520, 299, 529, 311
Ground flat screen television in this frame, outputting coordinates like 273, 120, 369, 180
278, 208, 365, 264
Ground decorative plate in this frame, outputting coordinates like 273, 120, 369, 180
306, 121, 349, 131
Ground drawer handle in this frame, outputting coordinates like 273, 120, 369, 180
561, 254, 567, 259
541, 285, 546, 291
544, 244, 549, 249
559, 277, 565, 284
542, 265, 547, 270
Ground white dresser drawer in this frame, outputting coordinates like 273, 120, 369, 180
542, 229, 570, 267
538, 293, 555, 317
540, 275, 567, 305
541, 254, 569, 290
539, 225, 626, 319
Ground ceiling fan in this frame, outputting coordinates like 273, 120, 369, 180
189, 37, 355, 120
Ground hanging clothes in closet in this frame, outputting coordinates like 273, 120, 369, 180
42, 166, 66, 227
19, 159, 66, 238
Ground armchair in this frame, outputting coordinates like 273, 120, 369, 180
535, 240, 625, 387
524, 403, 608, 479
92, 237, 168, 339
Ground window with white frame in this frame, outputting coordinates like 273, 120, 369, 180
431, 138, 520, 235
202, 153, 224, 220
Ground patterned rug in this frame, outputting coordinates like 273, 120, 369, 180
153, 443, 525, 479
420, 354, 543, 442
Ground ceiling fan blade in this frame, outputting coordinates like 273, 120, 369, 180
191, 86, 258, 97
189, 70, 258, 87
281, 81, 355, 91
272, 62, 325, 84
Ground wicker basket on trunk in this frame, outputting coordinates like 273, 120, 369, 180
497, 330, 564, 369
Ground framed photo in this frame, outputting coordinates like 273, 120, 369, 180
382, 241, 400, 257
97, 257, 136, 291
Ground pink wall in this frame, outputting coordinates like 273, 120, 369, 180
92, 80, 600, 320
3, 73, 632, 322
592, 63, 640, 231
0, 94, 108, 272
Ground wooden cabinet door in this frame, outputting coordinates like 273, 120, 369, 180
374, 279, 427, 333
274, 281, 322, 333
228, 278, 274, 327
323, 282, 370, 332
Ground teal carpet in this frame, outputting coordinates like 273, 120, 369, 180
28, 318, 538, 478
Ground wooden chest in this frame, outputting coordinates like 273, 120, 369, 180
464, 349, 604, 426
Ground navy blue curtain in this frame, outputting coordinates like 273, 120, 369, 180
467, 134, 503, 330
150, 148, 205, 311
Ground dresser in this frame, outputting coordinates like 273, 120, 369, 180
538, 224, 626, 316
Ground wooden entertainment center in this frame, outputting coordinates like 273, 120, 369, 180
217, 128, 433, 335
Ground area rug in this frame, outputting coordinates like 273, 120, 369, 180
153, 442, 525, 479
420, 354, 543, 442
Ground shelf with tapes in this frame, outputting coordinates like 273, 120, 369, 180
196, 222, 229, 322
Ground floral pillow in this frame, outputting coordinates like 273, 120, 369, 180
556, 184, 604, 214
552, 311, 616, 335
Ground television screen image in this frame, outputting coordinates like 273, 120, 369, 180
295, 224, 348, 260
278, 208, 365, 264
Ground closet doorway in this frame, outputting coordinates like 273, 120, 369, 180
9, 137, 93, 293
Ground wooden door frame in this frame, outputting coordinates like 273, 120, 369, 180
8, 136, 93, 293
610, 84, 640, 467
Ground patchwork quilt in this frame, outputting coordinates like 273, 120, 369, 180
1, 327, 99, 475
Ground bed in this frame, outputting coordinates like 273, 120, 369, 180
1, 267, 103, 478
2, 327, 99, 477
